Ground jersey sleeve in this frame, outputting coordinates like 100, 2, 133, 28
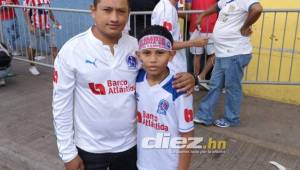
239, 0, 260, 12
174, 95, 194, 133
217, 0, 227, 11
151, 3, 176, 36
52, 48, 78, 163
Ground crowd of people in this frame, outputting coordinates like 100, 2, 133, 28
1, 0, 263, 169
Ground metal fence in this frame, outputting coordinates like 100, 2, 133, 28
0, 5, 299, 85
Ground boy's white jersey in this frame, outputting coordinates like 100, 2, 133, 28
52, 28, 140, 162
213, 0, 259, 57
151, 0, 187, 74
136, 70, 194, 170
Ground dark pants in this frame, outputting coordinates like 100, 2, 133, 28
77, 146, 137, 170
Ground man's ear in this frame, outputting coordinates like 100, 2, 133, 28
90, 5, 96, 19
169, 50, 176, 61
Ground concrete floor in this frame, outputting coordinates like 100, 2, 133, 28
0, 60, 299, 170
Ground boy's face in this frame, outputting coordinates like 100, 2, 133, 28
137, 48, 175, 77
91, 0, 129, 39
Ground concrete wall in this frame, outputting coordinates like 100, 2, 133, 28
243, 0, 300, 105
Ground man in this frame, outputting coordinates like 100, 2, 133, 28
23, 0, 60, 75
53, 0, 195, 169
194, 0, 263, 127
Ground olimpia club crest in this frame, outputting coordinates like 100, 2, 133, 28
126, 55, 137, 69
157, 99, 169, 115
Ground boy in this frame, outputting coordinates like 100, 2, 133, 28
151, 0, 208, 74
136, 25, 194, 170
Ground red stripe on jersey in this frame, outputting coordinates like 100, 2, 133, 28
38, 14, 42, 29
44, 13, 48, 29
33, 12, 37, 28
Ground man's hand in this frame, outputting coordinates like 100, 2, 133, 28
196, 13, 204, 27
190, 38, 208, 47
64, 155, 85, 170
240, 26, 253, 37
173, 72, 195, 95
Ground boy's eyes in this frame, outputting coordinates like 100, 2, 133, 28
101, 8, 127, 14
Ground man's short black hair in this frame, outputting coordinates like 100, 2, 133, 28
93, 0, 132, 9
137, 25, 174, 46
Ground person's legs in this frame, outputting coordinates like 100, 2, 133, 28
195, 57, 225, 125
193, 54, 201, 76
223, 54, 252, 126
9, 18, 20, 52
28, 30, 40, 75
28, 30, 37, 65
109, 146, 137, 170
199, 54, 215, 80
47, 29, 58, 60
77, 147, 110, 170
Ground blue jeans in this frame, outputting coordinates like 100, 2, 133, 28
0, 18, 19, 50
196, 54, 252, 125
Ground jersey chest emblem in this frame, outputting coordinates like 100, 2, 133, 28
126, 55, 137, 69
157, 99, 169, 115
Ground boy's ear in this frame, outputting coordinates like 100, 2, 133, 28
169, 50, 176, 61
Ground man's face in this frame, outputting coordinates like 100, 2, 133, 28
91, 0, 129, 39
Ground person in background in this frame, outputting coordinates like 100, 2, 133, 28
0, 0, 20, 56
189, 0, 218, 91
23, 0, 60, 76
194, 0, 263, 127
151, 0, 208, 74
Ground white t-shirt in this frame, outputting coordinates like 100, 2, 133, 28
136, 70, 194, 170
53, 27, 141, 163
151, 0, 187, 74
213, 0, 259, 57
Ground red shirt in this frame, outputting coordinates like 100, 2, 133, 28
189, 0, 218, 33
0, 0, 19, 20
23, 0, 51, 29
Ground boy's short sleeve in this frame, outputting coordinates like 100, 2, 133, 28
174, 95, 194, 133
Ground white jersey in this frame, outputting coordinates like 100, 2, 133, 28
151, 0, 187, 74
52, 27, 141, 163
213, 0, 259, 57
136, 70, 194, 170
